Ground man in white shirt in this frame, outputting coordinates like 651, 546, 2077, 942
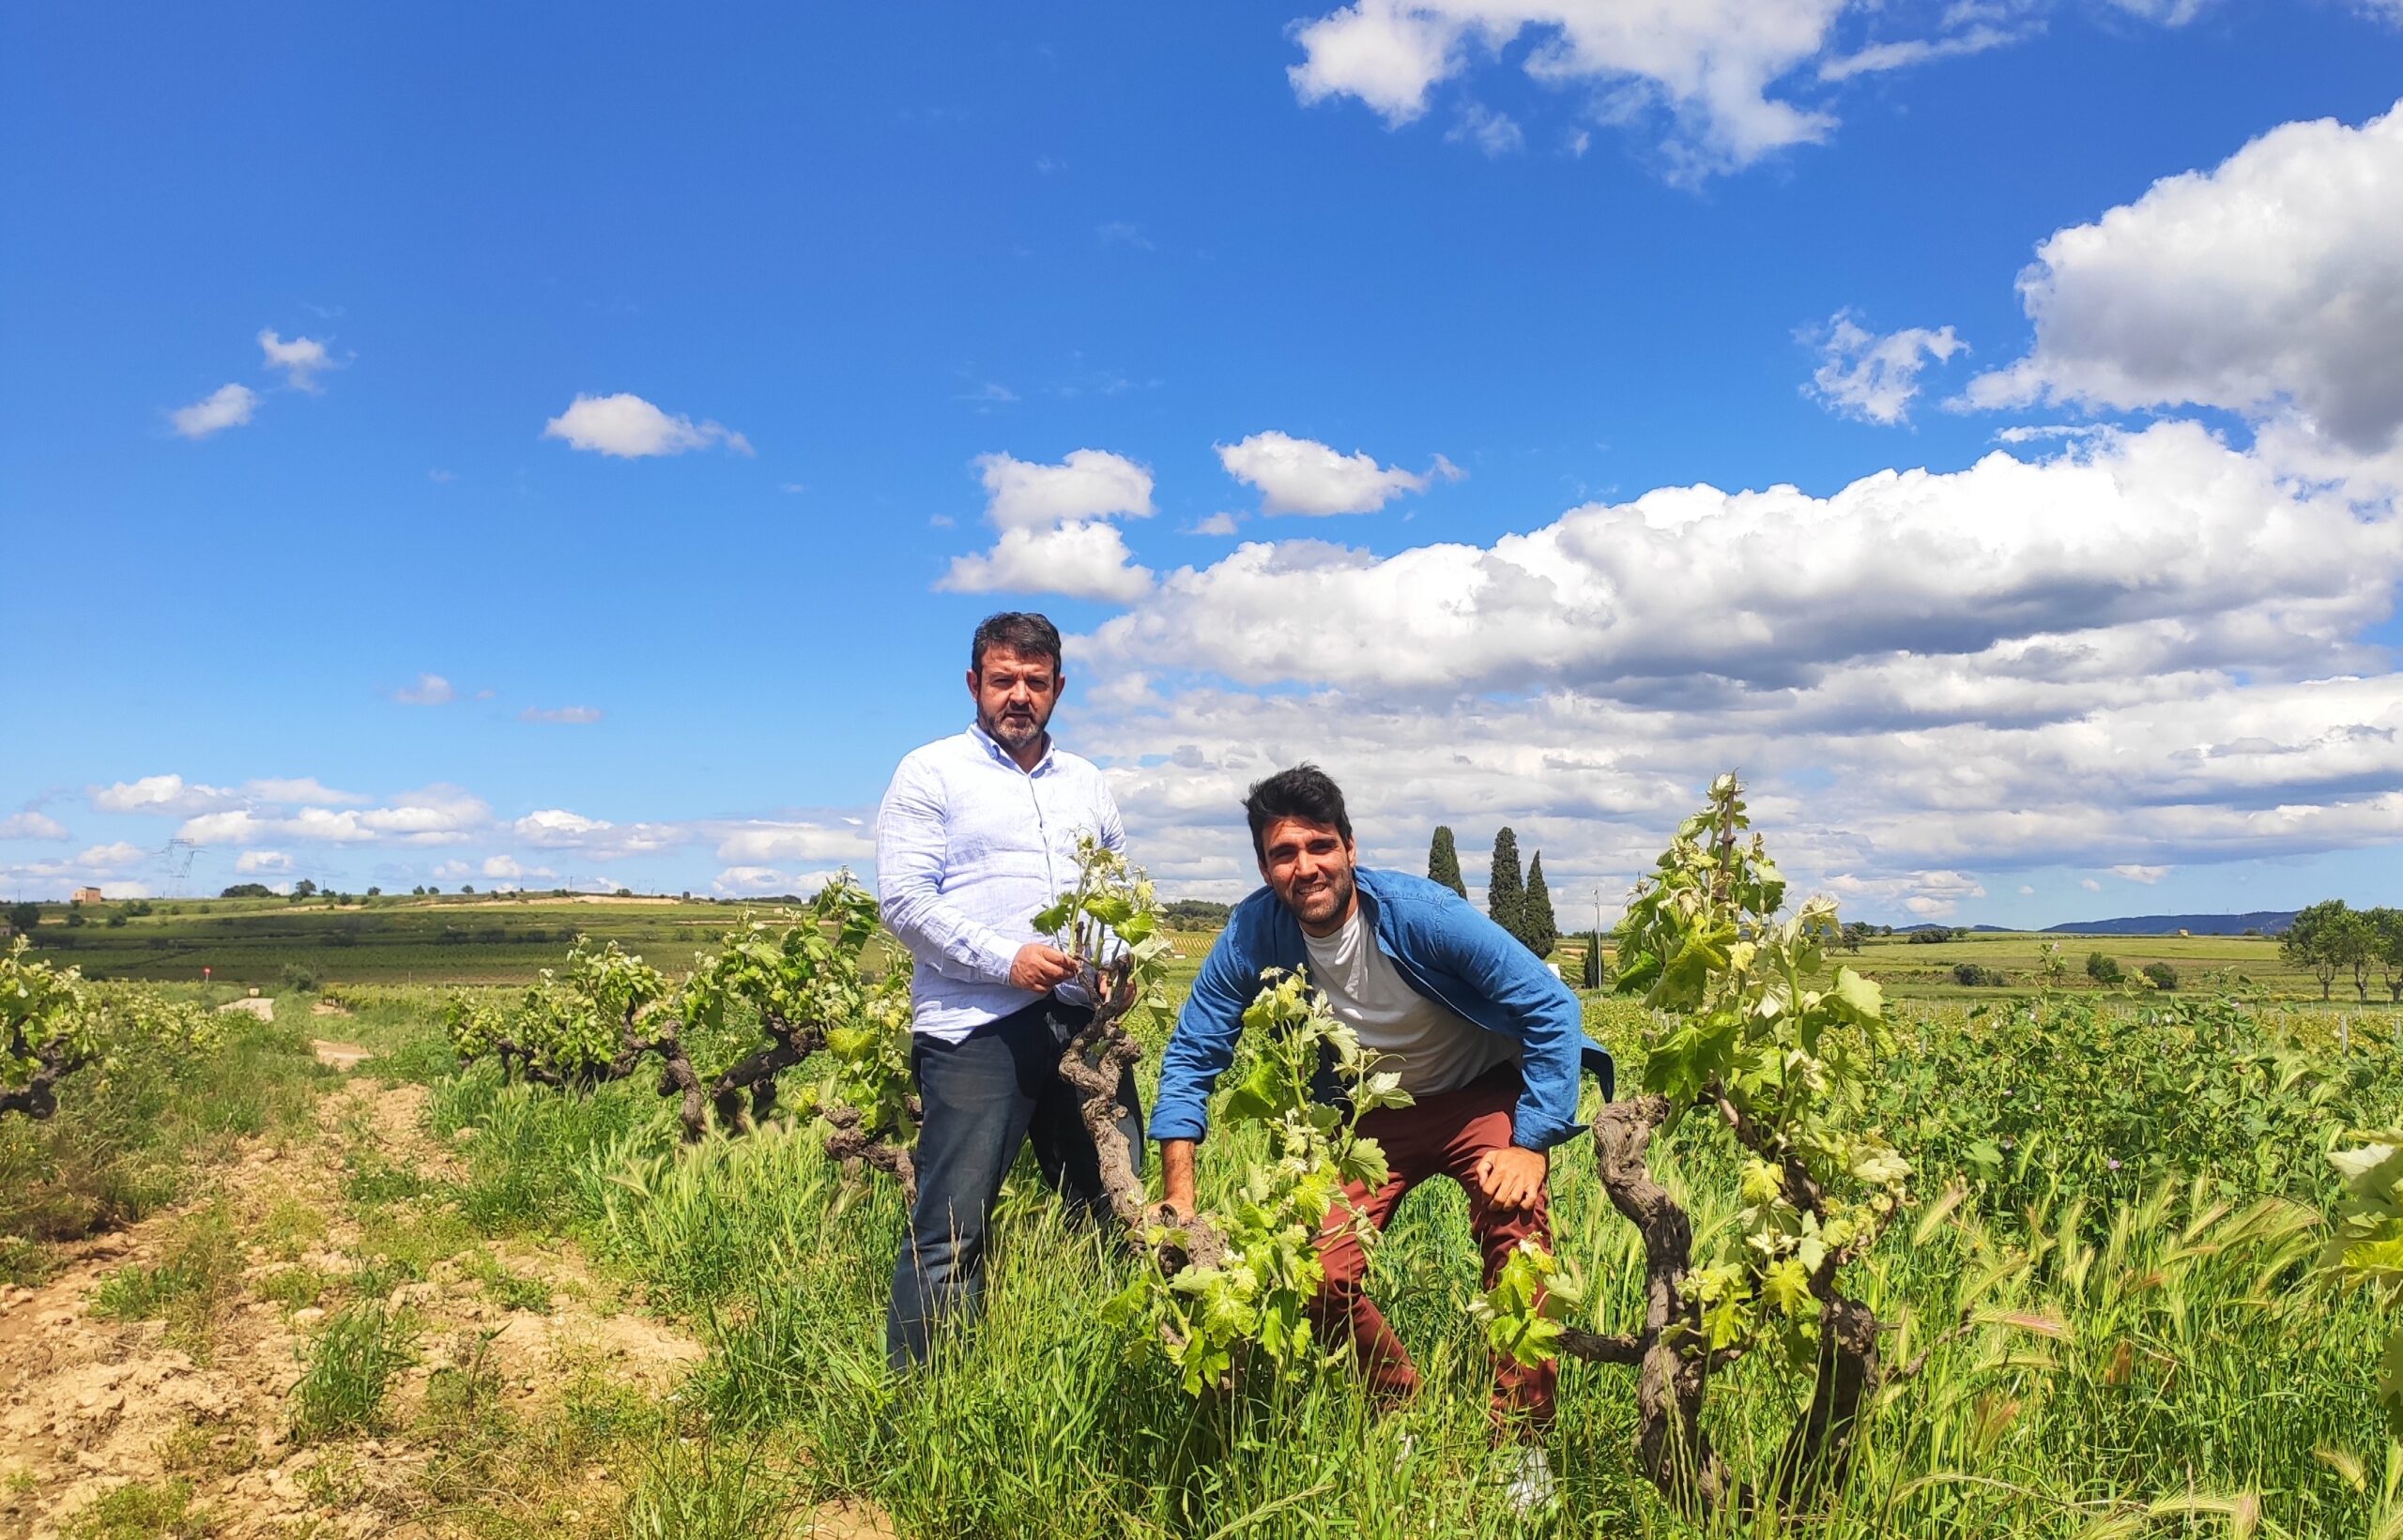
876, 611, 1141, 1369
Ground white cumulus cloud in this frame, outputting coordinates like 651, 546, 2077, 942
1217, 432, 1454, 516
1967, 98, 2403, 451
1805, 311, 1966, 425
392, 674, 456, 706
169, 383, 258, 439
0, 813, 70, 841
1287, 0, 1848, 176
258, 329, 334, 390
90, 775, 237, 816
543, 393, 754, 458
713, 823, 877, 866
1095, 422, 2394, 695
939, 450, 1157, 602
236, 849, 292, 874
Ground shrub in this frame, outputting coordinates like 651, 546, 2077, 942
2086, 952, 2124, 984
279, 962, 323, 995
1951, 962, 2008, 987
2143, 960, 2179, 990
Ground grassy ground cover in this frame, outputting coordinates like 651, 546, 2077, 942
10, 918, 2401, 1535
397, 980, 2400, 1538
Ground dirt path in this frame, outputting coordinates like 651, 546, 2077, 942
0, 1076, 704, 1538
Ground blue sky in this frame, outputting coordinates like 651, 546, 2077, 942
5, 2, 2401, 923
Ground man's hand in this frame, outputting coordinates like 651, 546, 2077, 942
1473, 1146, 1547, 1212
1008, 942, 1080, 994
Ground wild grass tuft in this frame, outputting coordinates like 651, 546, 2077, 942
290, 1301, 419, 1442
90, 1202, 245, 1354
64, 1477, 210, 1540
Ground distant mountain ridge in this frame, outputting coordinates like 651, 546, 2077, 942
2043, 911, 2296, 937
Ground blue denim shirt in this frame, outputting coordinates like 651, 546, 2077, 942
1148, 867, 1612, 1152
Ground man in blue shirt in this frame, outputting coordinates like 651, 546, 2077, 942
1153, 765, 1610, 1442
876, 611, 1142, 1369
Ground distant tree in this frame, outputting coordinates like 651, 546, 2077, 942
7, 902, 38, 933
2085, 951, 2123, 985
291, 879, 319, 900
1487, 829, 1527, 948
2285, 899, 2350, 1001
1952, 963, 2005, 987
1906, 927, 1957, 945
1877, 924, 1894, 938
1522, 853, 1560, 960
105, 910, 128, 928
615, 887, 635, 898
2334, 908, 2379, 1003
1428, 827, 1468, 899
1580, 930, 1607, 990
461, 885, 476, 894
1163, 899, 1233, 927
366, 886, 382, 898
1839, 921, 1872, 953
220, 883, 275, 899
65, 908, 85, 928
2373, 907, 2403, 1004
2142, 961, 2179, 991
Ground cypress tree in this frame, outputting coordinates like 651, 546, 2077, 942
1581, 929, 1607, 989
1523, 852, 1560, 960
1428, 826, 1467, 898
1488, 828, 1526, 945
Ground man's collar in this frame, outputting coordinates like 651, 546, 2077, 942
968, 720, 1055, 774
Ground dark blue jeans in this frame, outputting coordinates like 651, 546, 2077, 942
885, 999, 1144, 1369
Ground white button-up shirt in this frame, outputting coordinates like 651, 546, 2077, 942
875, 723, 1125, 1042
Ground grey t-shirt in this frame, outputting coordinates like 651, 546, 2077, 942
1302, 902, 1518, 1098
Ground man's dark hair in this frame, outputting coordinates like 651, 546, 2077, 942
1244, 764, 1354, 863
970, 611, 1064, 674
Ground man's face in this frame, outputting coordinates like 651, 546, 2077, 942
967, 645, 1062, 754
1257, 816, 1357, 937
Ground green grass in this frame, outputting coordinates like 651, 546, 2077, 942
0, 1012, 331, 1273
90, 1202, 247, 1351
65, 1477, 211, 1540
394, 979, 2403, 1540
290, 1300, 420, 1442
14, 892, 822, 986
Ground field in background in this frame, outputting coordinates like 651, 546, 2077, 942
14, 893, 2364, 1005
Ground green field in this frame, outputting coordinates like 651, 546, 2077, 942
18, 894, 2365, 1008
11, 892, 765, 984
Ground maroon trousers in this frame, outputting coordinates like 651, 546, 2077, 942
1308, 1062, 1556, 1428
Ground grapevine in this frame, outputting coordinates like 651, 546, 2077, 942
1106, 968, 1412, 1395
443, 877, 920, 1191
3, 937, 222, 1121
1477, 772, 1911, 1517
2321, 1132, 2403, 1431
1033, 833, 1177, 1232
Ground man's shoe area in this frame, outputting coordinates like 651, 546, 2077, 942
1497, 1442, 1558, 1513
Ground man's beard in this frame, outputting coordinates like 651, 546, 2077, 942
1286, 868, 1355, 930
983, 705, 1048, 750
